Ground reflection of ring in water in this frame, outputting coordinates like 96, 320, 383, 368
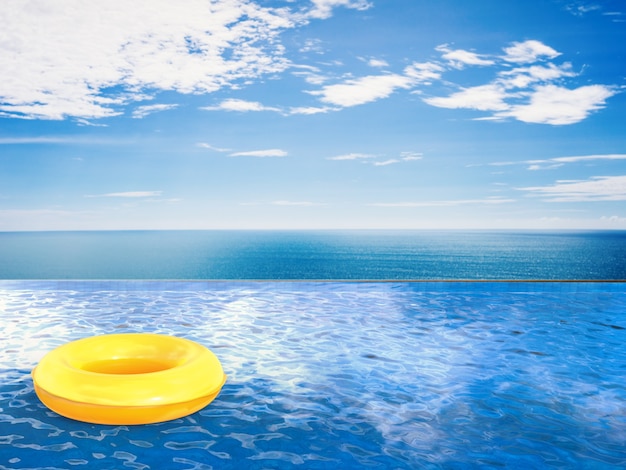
32, 333, 226, 425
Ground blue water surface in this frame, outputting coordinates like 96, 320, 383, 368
0, 281, 625, 469
1, 230, 625, 279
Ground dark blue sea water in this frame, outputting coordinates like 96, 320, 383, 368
0, 230, 625, 280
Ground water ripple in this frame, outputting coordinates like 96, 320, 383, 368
0, 282, 625, 469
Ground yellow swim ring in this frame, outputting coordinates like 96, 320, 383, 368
32, 333, 227, 425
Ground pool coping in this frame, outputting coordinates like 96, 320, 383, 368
1, 279, 624, 294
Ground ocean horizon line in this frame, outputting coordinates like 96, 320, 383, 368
2, 227, 626, 233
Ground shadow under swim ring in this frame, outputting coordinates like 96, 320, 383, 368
32, 333, 227, 425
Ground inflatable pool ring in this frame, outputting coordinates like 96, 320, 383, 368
32, 333, 227, 425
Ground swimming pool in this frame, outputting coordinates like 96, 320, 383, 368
1, 281, 625, 469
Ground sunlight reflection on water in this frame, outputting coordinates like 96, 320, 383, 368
0, 281, 625, 469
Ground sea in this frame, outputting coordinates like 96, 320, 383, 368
1, 230, 626, 468
0, 229, 625, 279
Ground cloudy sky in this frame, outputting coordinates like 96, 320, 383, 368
1, 0, 625, 230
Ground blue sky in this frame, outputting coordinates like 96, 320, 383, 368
1, 0, 625, 230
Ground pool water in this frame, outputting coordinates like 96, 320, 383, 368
1, 281, 625, 469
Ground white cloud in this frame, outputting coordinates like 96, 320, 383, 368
603, 11, 625, 22
566, 2, 601, 16
532, 153, 626, 169
0, 136, 123, 145
327, 153, 375, 161
306, 0, 373, 19
272, 200, 325, 206
369, 197, 514, 207
436, 45, 495, 68
239, 200, 326, 206
199, 144, 287, 157
1, 0, 617, 129
502, 40, 561, 63
527, 163, 564, 171
327, 151, 422, 165
299, 38, 325, 54
519, 175, 626, 201
196, 142, 232, 152
291, 66, 328, 86
495, 84, 616, 125
600, 215, 626, 224
553, 154, 626, 163
75, 118, 109, 127
404, 62, 445, 83
301, 73, 329, 86
491, 153, 626, 170
0, 137, 85, 145
0, 0, 294, 120
424, 84, 510, 111
400, 152, 423, 161
498, 63, 576, 89
288, 106, 334, 115
311, 62, 442, 108
368, 58, 389, 68
424, 40, 617, 125
373, 159, 400, 166
310, 73, 414, 107
202, 98, 281, 112
229, 149, 287, 157
87, 191, 163, 198
132, 103, 179, 118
